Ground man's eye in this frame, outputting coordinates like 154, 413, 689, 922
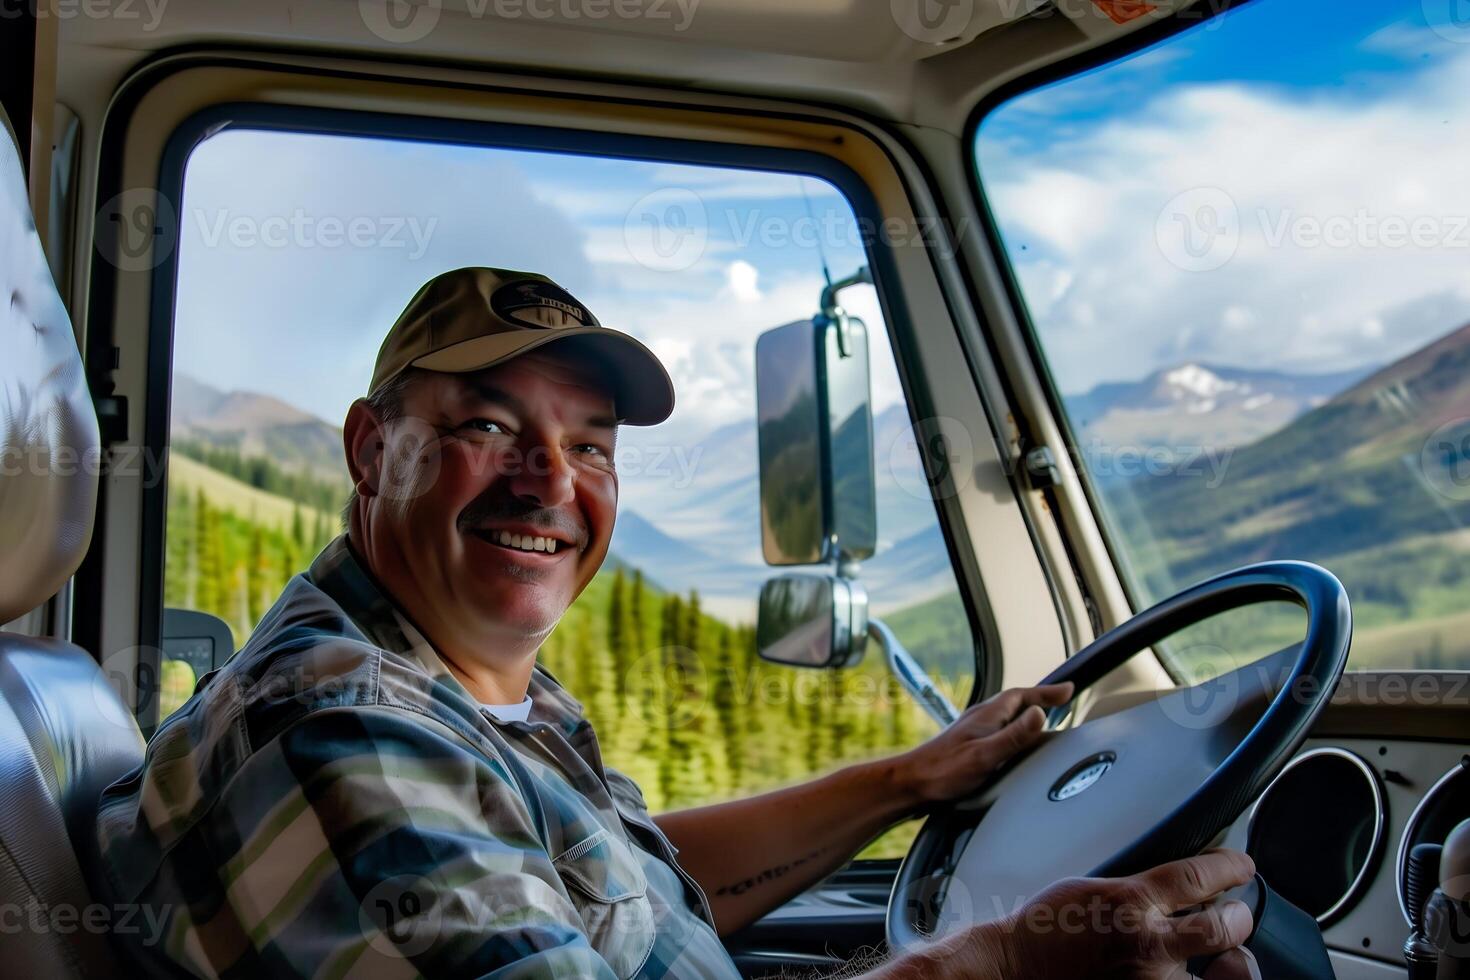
462, 419, 509, 435
574, 443, 611, 460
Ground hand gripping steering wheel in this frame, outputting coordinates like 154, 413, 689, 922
887, 561, 1352, 975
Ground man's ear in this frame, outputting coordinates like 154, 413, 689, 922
344, 398, 386, 498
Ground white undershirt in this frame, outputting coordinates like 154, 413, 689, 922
480, 696, 534, 724
392, 609, 534, 724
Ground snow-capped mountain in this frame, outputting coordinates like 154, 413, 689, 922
1065, 362, 1366, 459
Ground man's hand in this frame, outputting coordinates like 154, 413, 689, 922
895, 682, 1074, 806
989, 849, 1260, 979
877, 850, 1259, 980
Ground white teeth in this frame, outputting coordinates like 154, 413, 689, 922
489, 529, 559, 554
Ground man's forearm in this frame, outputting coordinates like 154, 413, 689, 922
654, 755, 922, 935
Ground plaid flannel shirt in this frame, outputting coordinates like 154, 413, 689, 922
96, 536, 741, 979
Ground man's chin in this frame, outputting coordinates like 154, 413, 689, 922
465, 597, 565, 645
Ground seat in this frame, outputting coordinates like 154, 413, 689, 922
0, 105, 145, 976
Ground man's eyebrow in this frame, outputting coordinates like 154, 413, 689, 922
461, 378, 622, 429
461, 380, 526, 417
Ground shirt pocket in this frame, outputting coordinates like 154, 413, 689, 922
553, 827, 657, 978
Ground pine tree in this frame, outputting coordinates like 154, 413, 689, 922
608, 569, 630, 704
314, 509, 330, 551
247, 524, 268, 626
578, 617, 617, 733
164, 487, 193, 608
711, 624, 743, 787
683, 591, 702, 659
195, 492, 222, 617
629, 569, 647, 654
291, 502, 305, 549
661, 594, 683, 649
281, 537, 299, 583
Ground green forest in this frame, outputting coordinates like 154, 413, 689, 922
161, 463, 944, 857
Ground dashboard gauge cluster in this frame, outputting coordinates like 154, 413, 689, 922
1246, 748, 1387, 925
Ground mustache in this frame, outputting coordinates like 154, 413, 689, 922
456, 492, 588, 548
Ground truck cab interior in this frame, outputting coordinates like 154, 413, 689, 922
3, 0, 1469, 977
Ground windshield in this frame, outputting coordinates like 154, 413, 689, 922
977, 0, 1470, 673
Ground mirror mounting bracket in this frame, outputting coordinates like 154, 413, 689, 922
868, 617, 960, 728
815, 265, 872, 359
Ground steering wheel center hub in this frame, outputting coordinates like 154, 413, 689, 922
1049, 752, 1117, 801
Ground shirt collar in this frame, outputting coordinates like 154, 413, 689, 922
307, 534, 587, 737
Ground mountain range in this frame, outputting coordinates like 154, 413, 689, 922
170, 315, 1470, 671
1110, 324, 1470, 603
168, 374, 960, 618
171, 374, 347, 484
1065, 362, 1367, 463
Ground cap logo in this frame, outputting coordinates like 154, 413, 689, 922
491, 280, 598, 330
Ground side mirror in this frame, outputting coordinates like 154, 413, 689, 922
755, 573, 868, 669
757, 576, 961, 726
754, 273, 877, 566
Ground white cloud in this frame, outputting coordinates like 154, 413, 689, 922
983, 48, 1470, 395
724, 260, 762, 303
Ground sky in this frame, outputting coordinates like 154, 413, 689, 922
978, 0, 1470, 397
174, 130, 900, 465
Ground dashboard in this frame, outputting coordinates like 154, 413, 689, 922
1213, 673, 1470, 978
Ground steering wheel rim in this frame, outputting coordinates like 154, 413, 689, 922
887, 560, 1352, 951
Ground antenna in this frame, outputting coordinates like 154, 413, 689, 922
799, 175, 834, 290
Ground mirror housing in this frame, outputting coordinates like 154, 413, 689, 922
754, 274, 878, 566
755, 573, 868, 669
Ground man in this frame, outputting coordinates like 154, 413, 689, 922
98, 267, 1257, 978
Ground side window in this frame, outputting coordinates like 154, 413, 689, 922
976, 0, 1470, 676
162, 128, 976, 853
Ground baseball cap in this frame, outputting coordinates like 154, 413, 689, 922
369, 267, 674, 426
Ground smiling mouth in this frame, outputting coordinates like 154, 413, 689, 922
470, 528, 569, 555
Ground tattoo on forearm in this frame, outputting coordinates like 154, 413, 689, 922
715, 848, 827, 897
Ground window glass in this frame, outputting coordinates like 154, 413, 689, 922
162, 128, 977, 856
977, 0, 1470, 674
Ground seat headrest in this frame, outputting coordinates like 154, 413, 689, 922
0, 107, 100, 625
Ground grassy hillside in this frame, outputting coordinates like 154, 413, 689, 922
1102, 324, 1470, 673
169, 453, 335, 535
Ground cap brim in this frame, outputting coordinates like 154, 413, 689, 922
408, 327, 675, 426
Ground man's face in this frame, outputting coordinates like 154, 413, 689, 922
360, 350, 620, 654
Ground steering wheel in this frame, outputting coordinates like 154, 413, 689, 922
887, 560, 1352, 961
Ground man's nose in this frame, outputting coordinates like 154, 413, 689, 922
507, 439, 577, 508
